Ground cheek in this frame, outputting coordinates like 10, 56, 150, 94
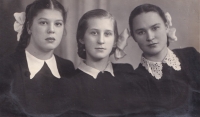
57, 27, 64, 35
84, 37, 95, 49
108, 37, 115, 45
57, 31, 64, 40
134, 36, 146, 45
157, 31, 168, 42
31, 26, 44, 37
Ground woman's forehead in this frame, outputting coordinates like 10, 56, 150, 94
87, 17, 114, 29
132, 12, 164, 29
34, 9, 63, 20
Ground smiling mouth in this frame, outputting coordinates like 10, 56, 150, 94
45, 37, 55, 43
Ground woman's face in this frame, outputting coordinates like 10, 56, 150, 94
28, 9, 64, 52
131, 12, 168, 57
81, 17, 115, 61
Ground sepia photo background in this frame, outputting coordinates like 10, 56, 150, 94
0, 0, 199, 68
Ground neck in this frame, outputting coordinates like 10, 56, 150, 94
26, 45, 53, 60
85, 56, 109, 71
144, 46, 168, 62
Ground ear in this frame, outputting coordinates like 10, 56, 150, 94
165, 22, 170, 33
26, 22, 31, 34
79, 39, 84, 44
113, 40, 117, 48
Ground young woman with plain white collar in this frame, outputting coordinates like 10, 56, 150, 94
129, 3, 200, 116
0, 0, 75, 116
60, 9, 150, 117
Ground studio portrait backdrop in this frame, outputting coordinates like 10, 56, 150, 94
0, 0, 199, 68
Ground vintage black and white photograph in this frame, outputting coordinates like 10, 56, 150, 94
0, 0, 199, 116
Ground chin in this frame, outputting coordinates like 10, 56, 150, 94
93, 55, 108, 61
42, 47, 55, 52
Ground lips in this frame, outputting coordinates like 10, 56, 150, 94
147, 43, 158, 47
95, 47, 106, 52
95, 47, 106, 50
45, 37, 55, 43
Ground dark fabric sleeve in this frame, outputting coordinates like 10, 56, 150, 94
174, 47, 200, 115
0, 56, 28, 116
189, 48, 200, 116
112, 63, 134, 73
183, 47, 200, 89
0, 92, 28, 117
173, 47, 200, 82
0, 57, 13, 95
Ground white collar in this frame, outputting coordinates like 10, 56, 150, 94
78, 61, 115, 79
25, 50, 61, 79
141, 48, 181, 80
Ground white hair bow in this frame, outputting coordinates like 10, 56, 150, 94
13, 12, 25, 41
114, 28, 130, 59
165, 12, 177, 42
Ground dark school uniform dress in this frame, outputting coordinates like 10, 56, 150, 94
134, 47, 200, 116
0, 50, 75, 117
64, 61, 150, 117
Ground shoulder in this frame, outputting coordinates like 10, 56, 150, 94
0, 52, 19, 65
54, 55, 75, 70
134, 64, 148, 75
172, 47, 199, 56
0, 51, 25, 73
69, 69, 93, 81
54, 55, 76, 77
172, 47, 200, 62
112, 63, 134, 73
55, 55, 74, 66
74, 69, 93, 77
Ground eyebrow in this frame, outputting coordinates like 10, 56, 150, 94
89, 28, 113, 32
38, 18, 63, 22
135, 23, 161, 32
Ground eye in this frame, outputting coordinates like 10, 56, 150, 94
136, 30, 145, 35
90, 31, 98, 35
104, 31, 113, 37
55, 22, 63, 27
39, 21, 48, 25
152, 26, 159, 31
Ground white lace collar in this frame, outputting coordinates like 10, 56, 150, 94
25, 50, 61, 79
141, 48, 181, 79
78, 61, 114, 79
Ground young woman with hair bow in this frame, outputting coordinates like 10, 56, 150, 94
0, 0, 76, 116
59, 9, 150, 117
129, 3, 200, 116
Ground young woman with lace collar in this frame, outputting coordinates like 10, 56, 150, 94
0, 0, 75, 116
129, 3, 200, 116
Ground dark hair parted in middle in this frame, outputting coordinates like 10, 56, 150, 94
129, 3, 170, 46
17, 0, 67, 51
76, 9, 119, 59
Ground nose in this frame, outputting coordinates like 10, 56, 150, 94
97, 34, 105, 44
48, 23, 55, 34
146, 30, 155, 41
